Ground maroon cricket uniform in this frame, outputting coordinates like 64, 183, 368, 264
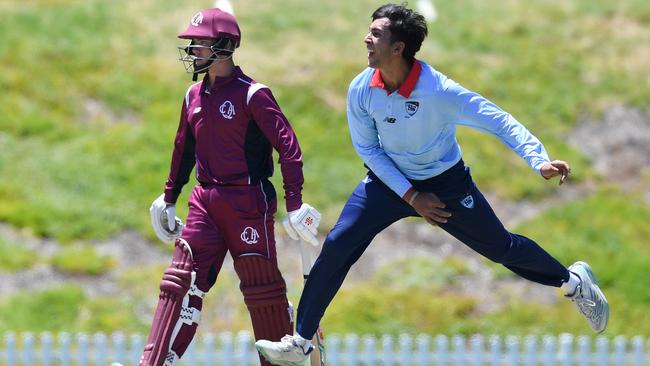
163, 66, 304, 289
139, 8, 300, 366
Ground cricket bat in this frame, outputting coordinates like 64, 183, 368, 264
299, 238, 326, 366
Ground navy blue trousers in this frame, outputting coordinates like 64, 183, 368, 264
296, 160, 569, 338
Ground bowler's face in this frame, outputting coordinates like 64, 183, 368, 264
364, 17, 393, 68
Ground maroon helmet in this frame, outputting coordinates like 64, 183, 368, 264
178, 8, 241, 47
177, 8, 241, 79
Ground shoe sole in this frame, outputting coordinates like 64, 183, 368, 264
572, 261, 610, 333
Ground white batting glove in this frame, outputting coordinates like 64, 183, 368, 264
282, 203, 321, 246
149, 194, 184, 244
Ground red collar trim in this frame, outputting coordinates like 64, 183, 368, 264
369, 59, 422, 98
369, 68, 386, 90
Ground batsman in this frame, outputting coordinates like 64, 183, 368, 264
140, 7, 321, 366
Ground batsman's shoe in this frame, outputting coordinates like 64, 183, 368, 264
255, 335, 313, 366
567, 261, 609, 333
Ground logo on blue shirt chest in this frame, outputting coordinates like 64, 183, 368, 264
374, 100, 420, 124
405, 101, 419, 116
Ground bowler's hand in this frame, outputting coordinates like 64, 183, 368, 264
411, 191, 451, 226
540, 160, 571, 185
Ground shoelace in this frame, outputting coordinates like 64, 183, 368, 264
573, 286, 599, 318
278, 336, 309, 353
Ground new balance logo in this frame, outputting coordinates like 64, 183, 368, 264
383, 117, 396, 123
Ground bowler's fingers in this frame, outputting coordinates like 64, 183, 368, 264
422, 192, 446, 209
552, 160, 571, 185
424, 216, 439, 226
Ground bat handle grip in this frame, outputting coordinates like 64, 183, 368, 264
299, 238, 314, 277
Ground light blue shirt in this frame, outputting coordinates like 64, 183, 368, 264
347, 60, 550, 197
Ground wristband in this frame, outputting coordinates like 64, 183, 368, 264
408, 191, 419, 205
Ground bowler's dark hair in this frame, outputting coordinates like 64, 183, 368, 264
372, 3, 428, 61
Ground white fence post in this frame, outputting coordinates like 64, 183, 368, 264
453, 335, 466, 366
558, 333, 574, 365
113, 332, 126, 364
94, 332, 108, 366
344, 334, 359, 366
362, 334, 377, 365
523, 335, 537, 366
328, 334, 341, 365
595, 335, 609, 366
542, 335, 556, 366
632, 336, 644, 366
236, 330, 253, 366
130, 334, 145, 366
488, 335, 501, 366
23, 333, 35, 366
5, 332, 16, 366
59, 332, 72, 366
469, 334, 483, 366
613, 335, 627, 365
381, 335, 394, 366
505, 335, 519, 366
41, 332, 54, 366
435, 334, 449, 366
415, 334, 431, 366
77, 333, 89, 366
222, 332, 235, 366
398, 333, 413, 365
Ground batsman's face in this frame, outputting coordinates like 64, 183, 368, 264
191, 38, 215, 65
364, 17, 393, 69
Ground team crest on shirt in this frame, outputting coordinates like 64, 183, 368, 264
405, 101, 419, 116
220, 100, 235, 119
460, 194, 474, 209
240, 226, 260, 244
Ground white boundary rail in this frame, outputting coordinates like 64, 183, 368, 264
1, 332, 648, 365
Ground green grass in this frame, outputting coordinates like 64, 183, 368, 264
1, 0, 649, 336
0, 238, 38, 272
2, 0, 649, 237
514, 188, 650, 306
50, 245, 116, 276
0, 286, 86, 332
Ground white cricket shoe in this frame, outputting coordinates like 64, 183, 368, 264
567, 261, 610, 333
255, 335, 313, 366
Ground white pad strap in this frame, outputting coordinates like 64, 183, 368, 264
189, 271, 206, 299
189, 284, 205, 299
246, 83, 268, 105
180, 305, 202, 325
164, 350, 179, 366
167, 239, 202, 363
